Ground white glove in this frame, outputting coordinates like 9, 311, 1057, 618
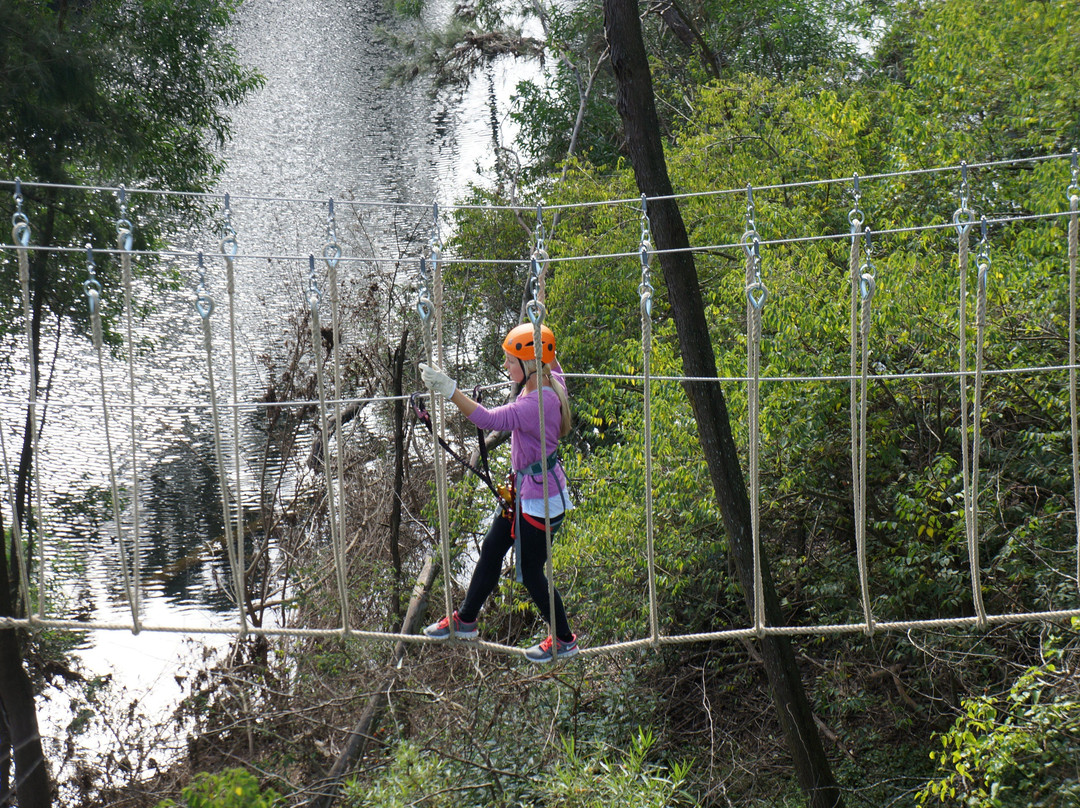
420, 362, 457, 398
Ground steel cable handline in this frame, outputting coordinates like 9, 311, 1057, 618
2, 208, 1075, 270
2, 151, 1074, 213
5, 360, 1080, 415
5, 154, 1080, 654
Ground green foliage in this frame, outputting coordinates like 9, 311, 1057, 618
155, 768, 283, 808
916, 640, 1080, 807
0, 0, 262, 348
548, 727, 693, 808
342, 742, 454, 808
342, 729, 692, 808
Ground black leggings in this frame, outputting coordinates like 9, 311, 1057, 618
458, 511, 572, 641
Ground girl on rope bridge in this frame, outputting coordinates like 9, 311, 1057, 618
419, 323, 578, 663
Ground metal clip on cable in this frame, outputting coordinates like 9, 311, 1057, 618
977, 216, 991, 294
195, 252, 214, 319
323, 197, 341, 268
221, 193, 239, 258
83, 244, 102, 316
116, 186, 134, 252
849, 173, 864, 235
639, 194, 654, 317
953, 161, 976, 235
1069, 149, 1079, 205
742, 186, 768, 310
306, 254, 322, 309
860, 227, 876, 301
12, 178, 30, 246
416, 252, 433, 323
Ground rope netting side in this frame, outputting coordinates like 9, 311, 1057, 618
4, 153, 1080, 651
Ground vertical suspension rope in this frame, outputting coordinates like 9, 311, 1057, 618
10, 181, 38, 620
530, 202, 558, 657
324, 199, 350, 631
12, 180, 49, 621
194, 253, 247, 632
1066, 149, 1079, 595
307, 254, 348, 631
971, 218, 991, 627
848, 193, 876, 633
116, 190, 142, 629
742, 186, 768, 635
417, 239, 455, 636
220, 197, 248, 636
953, 163, 987, 627
83, 246, 141, 631
639, 195, 660, 645
848, 182, 867, 630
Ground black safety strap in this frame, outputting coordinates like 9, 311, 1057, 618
411, 392, 510, 511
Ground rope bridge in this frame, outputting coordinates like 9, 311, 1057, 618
2, 151, 1080, 660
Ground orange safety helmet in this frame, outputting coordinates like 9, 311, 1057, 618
503, 322, 555, 365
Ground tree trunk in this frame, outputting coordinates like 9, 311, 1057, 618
0, 630, 51, 808
389, 329, 409, 618
602, 2, 843, 806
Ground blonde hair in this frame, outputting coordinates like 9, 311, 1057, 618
541, 364, 573, 438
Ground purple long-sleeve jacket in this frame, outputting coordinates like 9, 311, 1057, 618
465, 363, 569, 510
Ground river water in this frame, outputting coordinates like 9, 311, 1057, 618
5, 0, 531, 793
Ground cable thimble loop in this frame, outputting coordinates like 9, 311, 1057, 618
953, 161, 975, 235
849, 173, 864, 232
12, 178, 30, 246
83, 244, 102, 315
526, 297, 547, 326
306, 254, 322, 309
323, 197, 341, 268
1068, 149, 1079, 204
194, 252, 214, 319
746, 278, 768, 310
